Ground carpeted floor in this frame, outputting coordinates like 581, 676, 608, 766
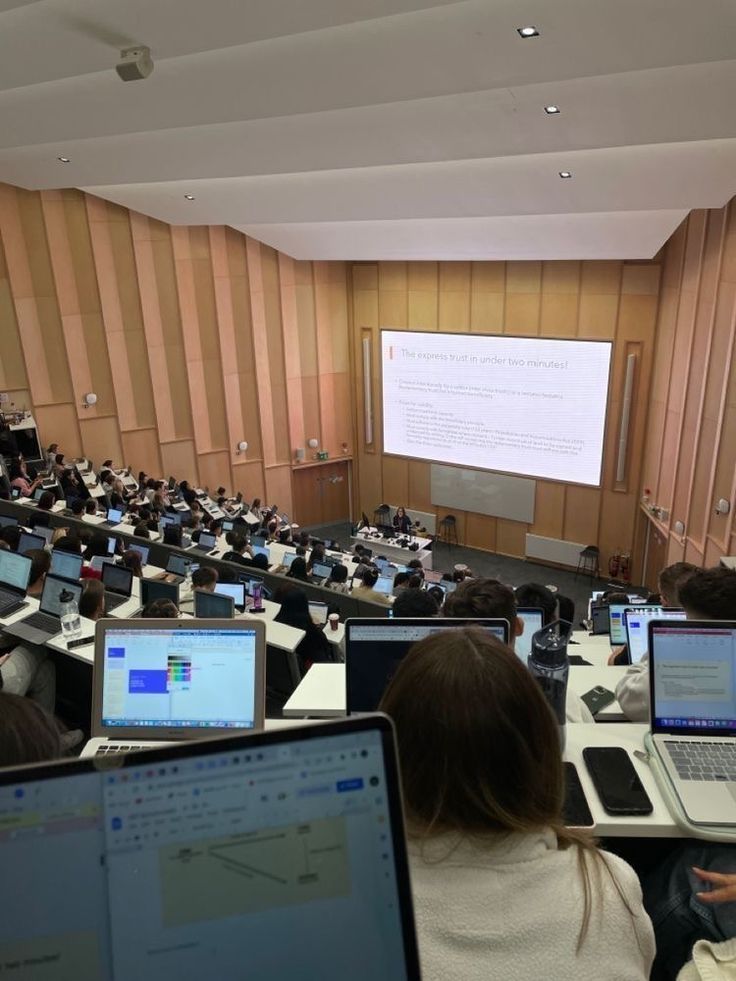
304, 520, 645, 625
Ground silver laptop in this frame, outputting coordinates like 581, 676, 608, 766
3, 574, 83, 645
648, 620, 736, 825
0, 549, 32, 618
624, 606, 686, 664
82, 618, 267, 757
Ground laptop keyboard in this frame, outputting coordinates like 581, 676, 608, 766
95, 745, 151, 756
105, 593, 128, 612
665, 740, 736, 781
0, 593, 25, 617
22, 611, 59, 632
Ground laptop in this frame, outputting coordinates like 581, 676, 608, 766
101, 562, 134, 613
608, 600, 650, 648
346, 617, 510, 713
0, 715, 421, 980
16, 530, 46, 555
127, 541, 150, 566
624, 606, 686, 664
282, 551, 298, 569
191, 531, 217, 553
49, 549, 83, 583
311, 561, 331, 581
648, 620, 736, 825
4, 574, 83, 645
515, 608, 545, 661
252, 544, 270, 562
163, 552, 194, 584
90, 555, 116, 572
309, 601, 329, 626
0, 514, 18, 530
102, 506, 123, 527
82, 618, 267, 757
0, 550, 32, 618
140, 577, 180, 609
194, 589, 235, 619
373, 575, 394, 596
214, 581, 246, 612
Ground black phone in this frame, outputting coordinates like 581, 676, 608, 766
562, 763, 594, 828
581, 685, 616, 716
582, 747, 653, 815
67, 635, 95, 649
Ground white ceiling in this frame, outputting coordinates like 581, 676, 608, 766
0, 0, 735, 260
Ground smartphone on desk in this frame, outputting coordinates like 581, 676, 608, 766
583, 746, 653, 816
563, 763, 594, 828
581, 685, 616, 716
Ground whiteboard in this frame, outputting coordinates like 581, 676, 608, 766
430, 465, 535, 524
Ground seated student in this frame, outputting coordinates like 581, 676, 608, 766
306, 543, 326, 573
0, 524, 21, 551
53, 534, 82, 555
192, 566, 218, 593
83, 532, 111, 562
36, 489, 55, 513
162, 524, 183, 548
0, 692, 62, 767
69, 498, 85, 518
324, 564, 350, 593
515, 582, 558, 624
393, 588, 439, 618
221, 533, 254, 566
274, 588, 334, 674
443, 578, 594, 723
44, 443, 59, 472
141, 598, 180, 618
351, 568, 392, 607
285, 556, 310, 583
79, 579, 105, 621
133, 521, 151, 540
615, 562, 704, 722
0, 551, 54, 710
426, 585, 445, 610
9, 460, 41, 498
406, 558, 425, 578
392, 571, 411, 597
84, 498, 98, 516
24, 550, 50, 598
378, 628, 654, 981
120, 549, 143, 579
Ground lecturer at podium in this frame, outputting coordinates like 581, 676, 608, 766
393, 506, 412, 535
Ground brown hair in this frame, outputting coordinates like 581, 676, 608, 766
379, 628, 637, 949
0, 692, 62, 767
658, 562, 698, 608
79, 578, 105, 620
443, 578, 516, 628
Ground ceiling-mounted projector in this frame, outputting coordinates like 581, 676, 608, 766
116, 46, 154, 81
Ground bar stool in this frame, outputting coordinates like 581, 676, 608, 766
437, 514, 458, 546
576, 545, 600, 581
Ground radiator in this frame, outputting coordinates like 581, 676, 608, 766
525, 534, 588, 569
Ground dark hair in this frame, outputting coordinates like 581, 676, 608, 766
393, 572, 410, 589
514, 583, 557, 624
427, 586, 445, 609
360, 568, 379, 588
307, 544, 325, 572
407, 574, 424, 589
121, 550, 143, 578
37, 490, 54, 511
79, 578, 105, 620
329, 564, 348, 584
84, 533, 110, 560
53, 535, 82, 554
295, 545, 307, 557
141, 599, 180, 618
393, 589, 439, 618
658, 562, 699, 607
133, 522, 150, 539
26, 549, 50, 587
84, 499, 98, 514
0, 692, 62, 767
286, 557, 309, 582
444, 578, 517, 628
0, 525, 21, 550
679, 567, 736, 620
192, 566, 218, 590
407, 559, 423, 571
229, 533, 247, 553
602, 591, 630, 608
70, 499, 85, 516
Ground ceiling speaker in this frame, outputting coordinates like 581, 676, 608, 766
116, 46, 154, 82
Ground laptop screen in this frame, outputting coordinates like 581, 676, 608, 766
49, 550, 83, 582
515, 608, 545, 660
102, 563, 133, 597
252, 545, 270, 560
312, 562, 331, 580
166, 553, 190, 576
17, 531, 46, 555
106, 508, 123, 524
650, 622, 736, 733
40, 574, 83, 617
346, 618, 510, 713
309, 601, 329, 626
194, 589, 235, 619
128, 542, 149, 566
0, 718, 420, 981
0, 550, 32, 591
214, 582, 246, 609
625, 607, 686, 664
373, 576, 394, 595
609, 602, 648, 645
198, 532, 217, 550
141, 578, 179, 607
0, 514, 18, 529
100, 625, 259, 730
282, 552, 298, 569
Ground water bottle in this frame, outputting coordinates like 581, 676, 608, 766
59, 589, 82, 642
251, 582, 264, 613
527, 620, 572, 750
183, 561, 192, 594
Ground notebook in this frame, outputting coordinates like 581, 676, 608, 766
192, 531, 217, 553
16, 530, 46, 555
648, 620, 736, 825
49, 549, 83, 583
0, 549, 32, 618
608, 600, 650, 647
624, 607, 686, 664
0, 715, 421, 980
103, 507, 123, 527
194, 589, 235, 619
127, 542, 150, 566
4, 574, 83, 645
346, 617, 510, 713
140, 577, 180, 609
82, 618, 267, 758
214, 581, 246, 611
100, 562, 134, 613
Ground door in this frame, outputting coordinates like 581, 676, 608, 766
292, 461, 351, 527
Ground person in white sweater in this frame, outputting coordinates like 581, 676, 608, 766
380, 627, 655, 981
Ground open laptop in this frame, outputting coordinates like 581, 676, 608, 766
309, 601, 329, 626
608, 600, 650, 649
0, 715, 421, 981
127, 541, 150, 566
648, 620, 736, 825
191, 530, 218, 553
4, 574, 83, 645
101, 506, 123, 527
161, 552, 194, 584
140, 577, 180, 609
0, 549, 32, 618
346, 617, 510, 713
101, 562, 134, 613
515, 607, 545, 661
310, 561, 332, 582
214, 581, 246, 612
624, 606, 686, 664
82, 618, 267, 757
194, 588, 235, 619
49, 549, 83, 583
16, 529, 46, 555
0, 514, 18, 530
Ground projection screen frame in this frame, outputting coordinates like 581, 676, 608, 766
380, 328, 614, 489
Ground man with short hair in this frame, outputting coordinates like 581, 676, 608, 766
192, 566, 218, 593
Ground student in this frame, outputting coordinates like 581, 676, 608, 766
379, 628, 654, 981
162, 524, 183, 548
351, 568, 392, 607
393, 506, 412, 535
44, 444, 59, 471
192, 566, 218, 593
70, 498, 85, 517
120, 549, 143, 578
0, 525, 21, 551
24, 550, 50, 598
274, 588, 334, 673
0, 692, 62, 767
36, 489, 55, 513
515, 582, 557, 624
9, 460, 41, 498
392, 589, 439, 618
392, 571, 411, 597
286, 557, 310, 583
221, 533, 253, 566
84, 498, 98, 516
615, 562, 703, 722
306, 543, 325, 573
0, 551, 54, 710
133, 522, 151, 539
141, 599, 180, 618
325, 564, 350, 594
79, 579, 105, 621
443, 578, 593, 723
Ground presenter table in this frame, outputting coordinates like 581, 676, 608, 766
351, 528, 433, 570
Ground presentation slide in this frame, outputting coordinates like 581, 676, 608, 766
381, 330, 612, 486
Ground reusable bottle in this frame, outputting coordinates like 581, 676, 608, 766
528, 620, 572, 750
59, 589, 82, 641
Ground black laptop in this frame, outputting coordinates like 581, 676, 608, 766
0, 550, 32, 618
4, 574, 83, 645
100, 562, 134, 613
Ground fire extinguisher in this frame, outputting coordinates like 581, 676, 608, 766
609, 550, 621, 578
619, 552, 631, 582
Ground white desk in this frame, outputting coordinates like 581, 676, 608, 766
721, 556, 736, 570
352, 529, 433, 570
283, 663, 346, 718
45, 617, 99, 665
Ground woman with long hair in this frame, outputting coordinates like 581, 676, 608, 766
379, 628, 654, 981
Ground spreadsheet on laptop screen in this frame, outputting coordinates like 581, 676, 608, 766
100, 627, 258, 729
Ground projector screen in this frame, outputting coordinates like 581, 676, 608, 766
381, 330, 612, 486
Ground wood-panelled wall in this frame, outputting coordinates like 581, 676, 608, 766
640, 199, 736, 570
350, 259, 662, 577
0, 184, 352, 521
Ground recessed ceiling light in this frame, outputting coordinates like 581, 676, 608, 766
57, 156, 71, 163
517, 25, 539, 37
184, 194, 195, 200
544, 105, 560, 115
559, 170, 573, 179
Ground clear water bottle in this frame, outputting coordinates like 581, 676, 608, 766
183, 561, 192, 593
528, 620, 572, 750
59, 589, 82, 641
